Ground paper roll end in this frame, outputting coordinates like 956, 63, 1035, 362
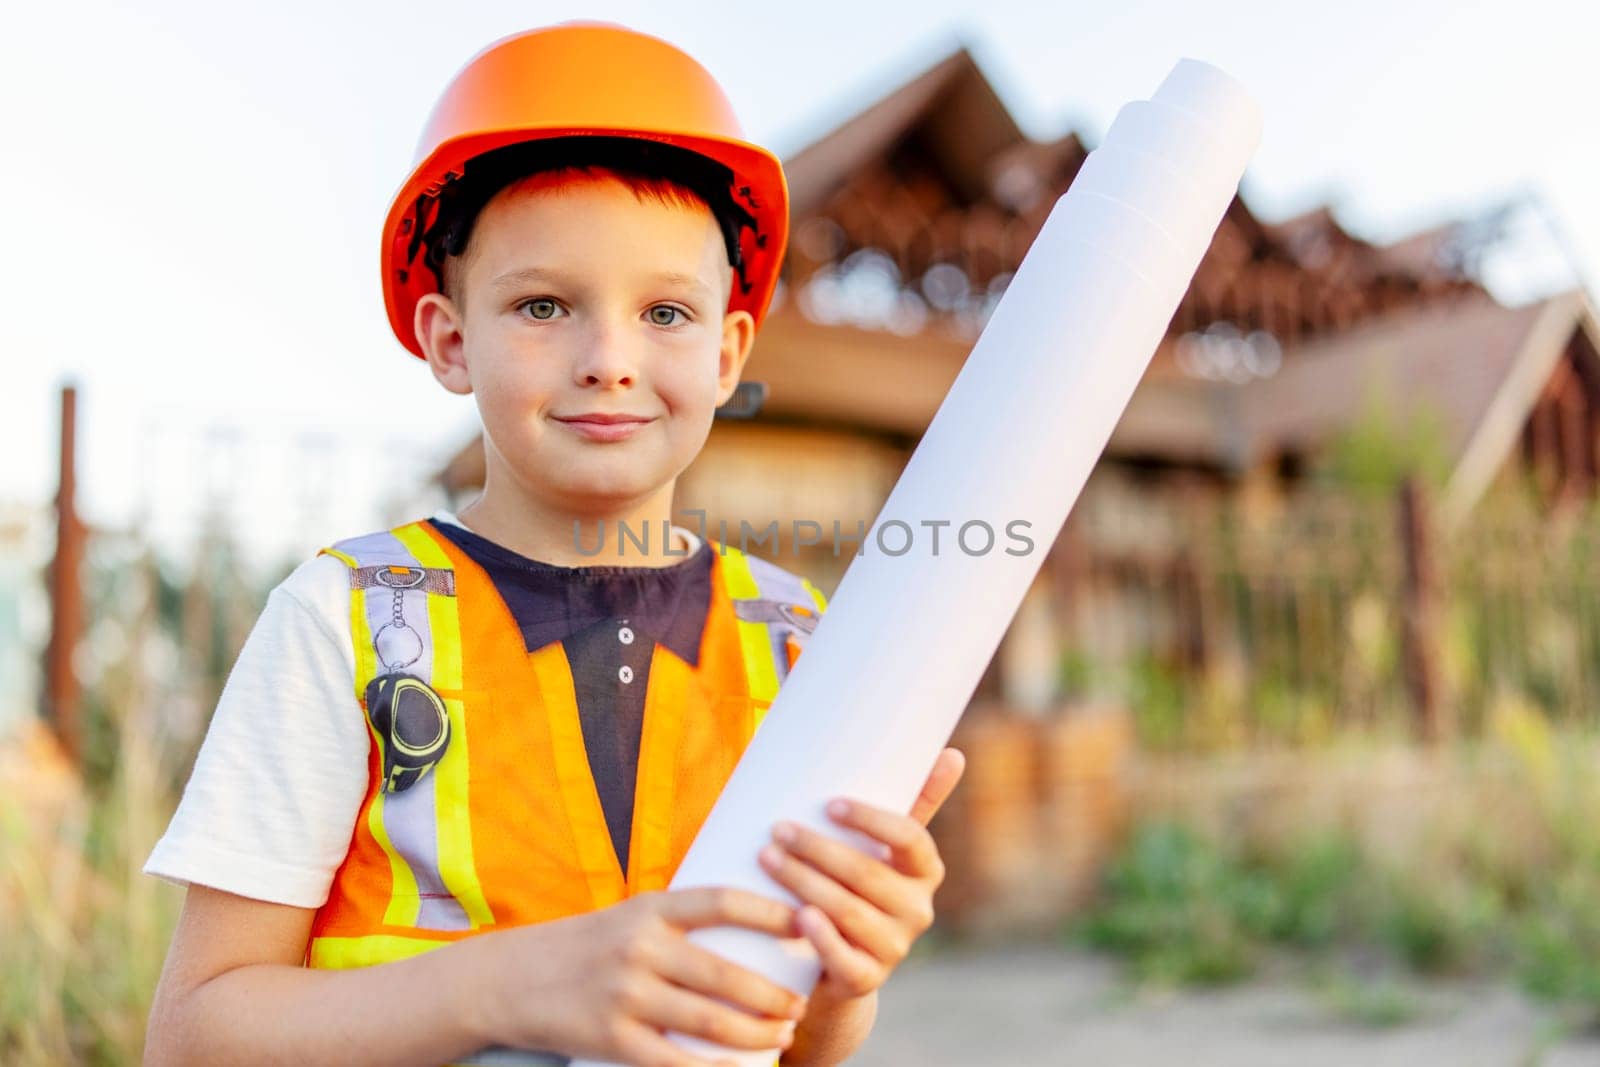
1156, 57, 1264, 153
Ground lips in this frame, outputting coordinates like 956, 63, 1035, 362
555, 413, 652, 425
553, 412, 654, 442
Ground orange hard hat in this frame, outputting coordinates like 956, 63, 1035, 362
380, 21, 790, 359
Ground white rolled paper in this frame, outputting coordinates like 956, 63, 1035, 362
1071, 147, 1215, 257
565, 58, 1261, 1067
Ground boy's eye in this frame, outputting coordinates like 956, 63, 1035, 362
648, 305, 686, 327
519, 298, 564, 320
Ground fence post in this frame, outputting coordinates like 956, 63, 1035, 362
1398, 478, 1449, 743
43, 383, 86, 769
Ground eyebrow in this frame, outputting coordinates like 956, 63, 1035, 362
645, 271, 717, 301
488, 266, 717, 302
487, 267, 575, 291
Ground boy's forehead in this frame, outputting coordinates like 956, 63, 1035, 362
469, 174, 730, 293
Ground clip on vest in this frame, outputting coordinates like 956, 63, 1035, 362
366, 566, 451, 793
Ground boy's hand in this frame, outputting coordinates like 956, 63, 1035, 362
758, 747, 967, 1002
484, 887, 809, 1067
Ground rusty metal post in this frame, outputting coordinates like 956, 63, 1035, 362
44, 383, 87, 768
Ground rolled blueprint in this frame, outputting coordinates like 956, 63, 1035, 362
569, 58, 1261, 1067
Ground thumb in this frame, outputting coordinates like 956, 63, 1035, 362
908, 747, 967, 826
656, 887, 797, 937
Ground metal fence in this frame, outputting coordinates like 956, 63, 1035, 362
1061, 481, 1600, 746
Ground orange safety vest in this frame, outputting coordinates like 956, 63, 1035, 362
305, 520, 825, 1061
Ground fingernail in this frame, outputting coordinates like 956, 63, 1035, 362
780, 1021, 797, 1046
759, 845, 783, 867
827, 799, 849, 818
773, 821, 798, 844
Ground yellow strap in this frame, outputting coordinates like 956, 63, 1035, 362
322, 547, 358, 569
335, 548, 424, 927
803, 578, 829, 615
719, 548, 783, 734
393, 523, 495, 929
322, 524, 495, 932
307, 933, 449, 970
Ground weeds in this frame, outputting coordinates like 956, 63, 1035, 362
1080, 709, 1600, 1028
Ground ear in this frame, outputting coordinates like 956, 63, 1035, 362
715, 309, 756, 406
415, 292, 472, 395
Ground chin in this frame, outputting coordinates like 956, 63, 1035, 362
546, 469, 670, 511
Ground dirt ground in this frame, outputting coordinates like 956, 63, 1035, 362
852, 943, 1600, 1066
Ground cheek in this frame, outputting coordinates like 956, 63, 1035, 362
655, 340, 726, 413
467, 342, 557, 428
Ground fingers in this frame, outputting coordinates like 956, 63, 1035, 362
651, 936, 808, 1022
795, 905, 883, 999
586, 891, 805, 1066
655, 887, 798, 938
816, 801, 945, 883
633, 975, 798, 1055
759, 840, 911, 964
907, 747, 967, 827
610, 1017, 746, 1067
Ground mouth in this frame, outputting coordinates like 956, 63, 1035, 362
553, 412, 654, 442
555, 412, 653, 425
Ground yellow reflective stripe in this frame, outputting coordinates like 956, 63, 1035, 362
345, 576, 423, 928
719, 544, 760, 598
307, 933, 449, 969
434, 691, 492, 925
803, 578, 829, 614
720, 549, 782, 725
392, 520, 448, 570
334, 539, 423, 927
321, 547, 358, 569
392, 523, 493, 929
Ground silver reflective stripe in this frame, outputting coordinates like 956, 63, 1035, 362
335, 530, 471, 932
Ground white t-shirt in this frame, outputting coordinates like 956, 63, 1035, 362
141, 511, 704, 908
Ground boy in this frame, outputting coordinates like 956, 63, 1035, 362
143, 22, 966, 1067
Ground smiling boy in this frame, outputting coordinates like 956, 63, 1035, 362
142, 21, 965, 1067
423, 158, 743, 562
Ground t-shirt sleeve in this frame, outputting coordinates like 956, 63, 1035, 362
142, 554, 370, 909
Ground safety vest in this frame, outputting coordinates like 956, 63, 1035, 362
304, 520, 825, 1010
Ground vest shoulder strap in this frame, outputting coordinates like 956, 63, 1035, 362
314, 522, 491, 933
319, 522, 459, 698
716, 545, 829, 718
319, 528, 828, 730
322, 524, 463, 796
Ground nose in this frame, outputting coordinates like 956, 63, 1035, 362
572, 317, 639, 391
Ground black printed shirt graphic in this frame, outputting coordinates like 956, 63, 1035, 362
428, 519, 712, 879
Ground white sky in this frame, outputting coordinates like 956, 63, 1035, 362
4, 0, 1596, 565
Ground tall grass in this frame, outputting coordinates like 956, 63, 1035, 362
1081, 697, 1600, 1027
2, 536, 221, 1064
1, 718, 182, 1065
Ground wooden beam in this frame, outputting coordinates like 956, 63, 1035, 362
1398, 479, 1449, 743
43, 384, 86, 769
745, 308, 973, 436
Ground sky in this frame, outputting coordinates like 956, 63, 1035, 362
3, 0, 1596, 565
